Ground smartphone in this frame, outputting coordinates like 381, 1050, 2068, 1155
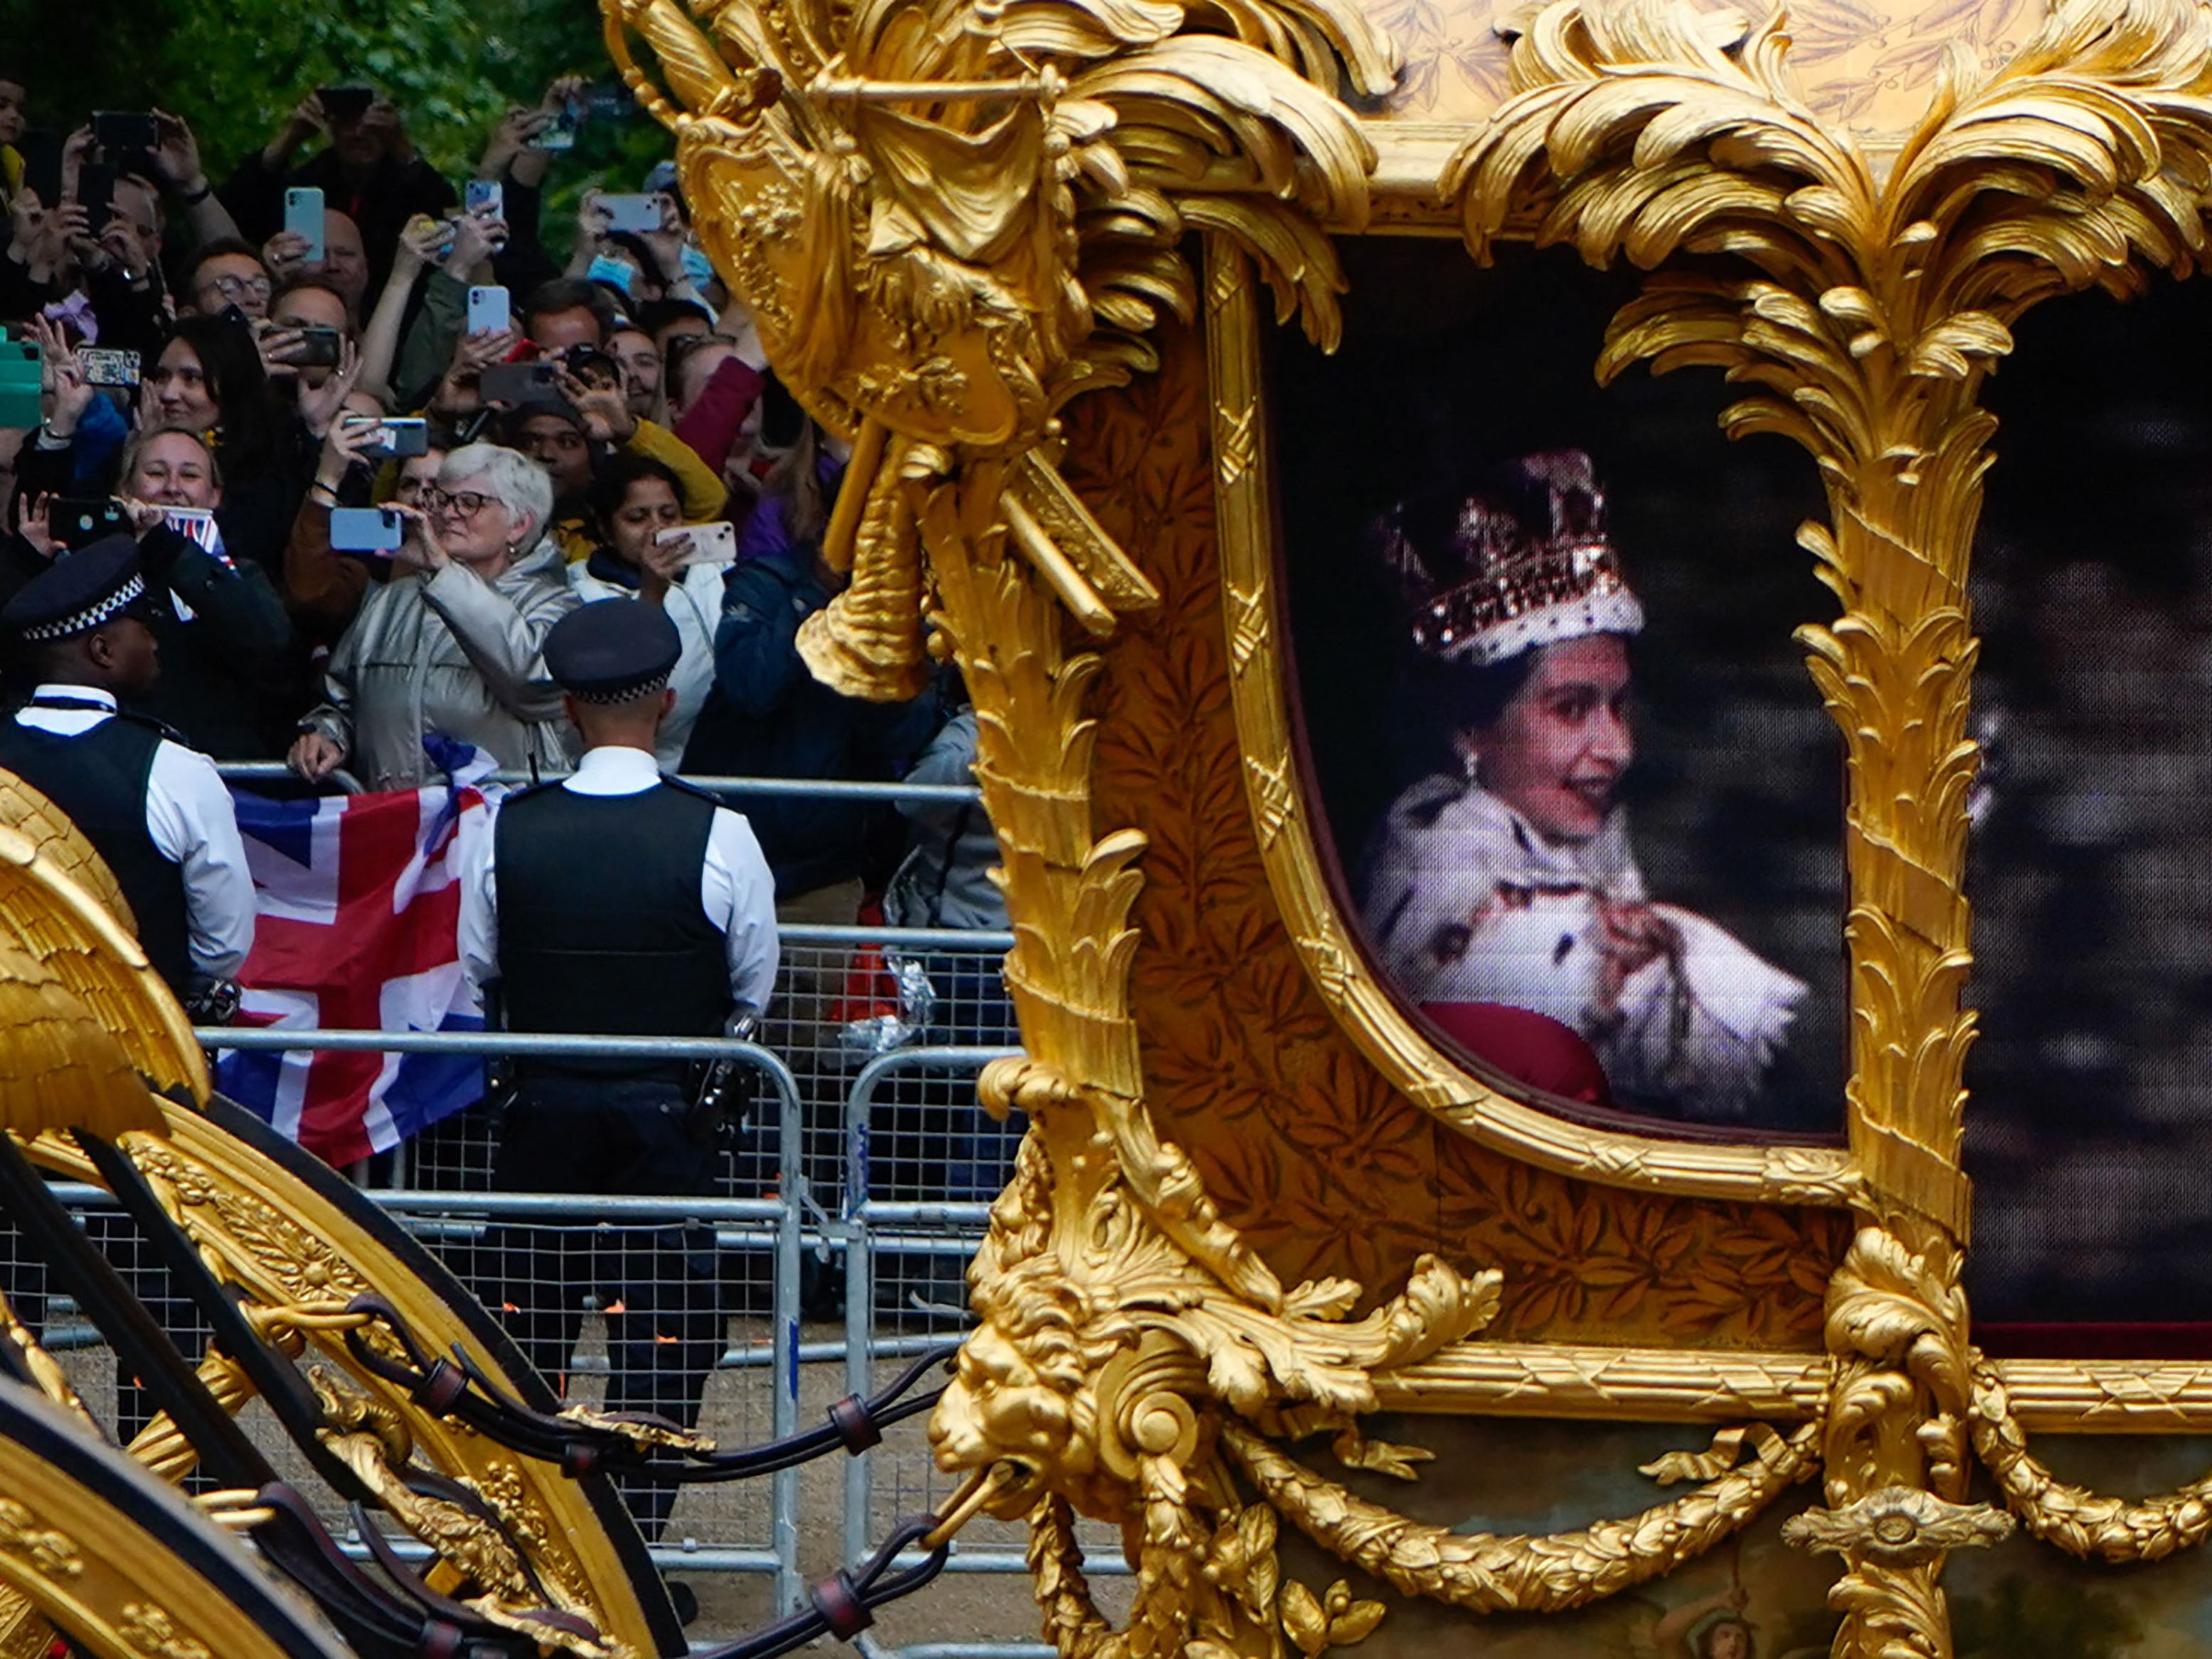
75, 163, 115, 230
318, 86, 375, 127
0, 339, 40, 429
480, 361, 557, 405
53, 498, 127, 549
532, 101, 579, 151
90, 110, 159, 151
366, 417, 430, 459
18, 129, 62, 206
78, 348, 140, 388
466, 285, 510, 336
285, 187, 325, 264
580, 82, 635, 121
601, 193, 662, 235
660, 521, 738, 567
464, 179, 503, 218
329, 506, 405, 555
287, 327, 342, 369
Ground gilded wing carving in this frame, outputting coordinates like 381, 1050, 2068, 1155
0, 769, 134, 936
0, 825, 203, 1106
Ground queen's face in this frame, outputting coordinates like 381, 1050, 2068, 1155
1460, 633, 1632, 845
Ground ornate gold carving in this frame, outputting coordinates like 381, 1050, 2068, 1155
0, 1289, 94, 1435
23, 1119, 666, 1657
607, 0, 1393, 700
0, 825, 203, 1108
1225, 1417, 1820, 1611
0, 1500, 80, 1582
0, 1391, 351, 1659
911, 430, 1513, 1652
116, 1604, 212, 1659
1366, 1340, 2212, 1436
1969, 1364, 2212, 1563
1782, 1485, 2013, 1564
0, 769, 134, 934
1427, 1, 2212, 1649
637, 0, 2212, 1646
1103, 297, 1846, 1345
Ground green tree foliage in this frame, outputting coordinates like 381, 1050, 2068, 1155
0, 0, 665, 220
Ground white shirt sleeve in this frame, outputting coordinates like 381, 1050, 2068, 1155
143, 742, 256, 980
456, 796, 503, 998
703, 806, 779, 1020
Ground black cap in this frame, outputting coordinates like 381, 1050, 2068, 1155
2, 536, 151, 644
544, 598, 681, 704
506, 396, 585, 434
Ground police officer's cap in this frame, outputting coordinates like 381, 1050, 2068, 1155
3, 536, 151, 644
545, 598, 682, 704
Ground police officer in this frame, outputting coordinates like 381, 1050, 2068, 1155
0, 535, 255, 1443
0, 535, 255, 1003
458, 597, 776, 1539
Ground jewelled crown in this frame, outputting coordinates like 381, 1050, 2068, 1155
1371, 450, 1644, 667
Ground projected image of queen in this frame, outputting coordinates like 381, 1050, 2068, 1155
1358, 451, 1806, 1123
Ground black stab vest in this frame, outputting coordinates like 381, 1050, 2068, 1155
0, 708, 193, 993
493, 777, 732, 1078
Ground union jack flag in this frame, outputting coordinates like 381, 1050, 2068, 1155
215, 747, 496, 1165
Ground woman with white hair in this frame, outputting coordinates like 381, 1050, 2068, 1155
289, 443, 580, 789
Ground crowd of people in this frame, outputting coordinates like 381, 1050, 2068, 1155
0, 68, 1012, 1542
0, 66, 1007, 987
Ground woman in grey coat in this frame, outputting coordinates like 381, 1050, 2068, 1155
289, 443, 580, 790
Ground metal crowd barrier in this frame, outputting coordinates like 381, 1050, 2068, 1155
100, 767, 1091, 1644
13, 1015, 1133, 1646
216, 761, 984, 807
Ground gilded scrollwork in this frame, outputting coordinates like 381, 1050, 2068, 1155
1225, 1417, 1821, 1611
607, 0, 1400, 705
17, 1112, 668, 1655
1428, 0, 2212, 1648
1091, 302, 1851, 1345
1781, 1485, 2014, 1564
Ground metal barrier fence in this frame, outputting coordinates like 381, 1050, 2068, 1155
5, 767, 1111, 1646
4, 932, 1135, 1648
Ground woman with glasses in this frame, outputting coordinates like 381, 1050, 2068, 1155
288, 442, 579, 789
280, 392, 448, 646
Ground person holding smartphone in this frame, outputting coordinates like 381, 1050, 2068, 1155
568, 454, 725, 766
217, 85, 457, 297
283, 398, 439, 645
289, 442, 578, 789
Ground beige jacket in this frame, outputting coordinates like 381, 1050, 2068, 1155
302, 536, 580, 790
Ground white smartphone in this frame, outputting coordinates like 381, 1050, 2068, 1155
467, 285, 511, 335
464, 178, 503, 218
284, 186, 325, 264
659, 521, 737, 567
602, 193, 663, 235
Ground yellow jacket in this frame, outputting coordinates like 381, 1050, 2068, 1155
555, 419, 726, 563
